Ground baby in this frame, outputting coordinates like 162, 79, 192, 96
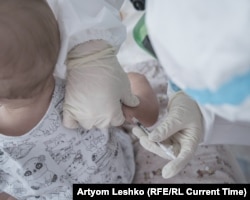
0, 1, 159, 199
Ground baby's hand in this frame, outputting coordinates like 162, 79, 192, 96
122, 73, 159, 127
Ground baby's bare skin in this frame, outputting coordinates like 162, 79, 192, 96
0, 0, 60, 99
123, 72, 159, 127
0, 0, 58, 196
0, 1, 159, 199
0, 76, 55, 136
0, 0, 59, 138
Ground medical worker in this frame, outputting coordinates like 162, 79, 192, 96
132, 0, 250, 179
47, 0, 139, 130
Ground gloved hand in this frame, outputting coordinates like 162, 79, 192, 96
132, 91, 203, 179
63, 40, 139, 129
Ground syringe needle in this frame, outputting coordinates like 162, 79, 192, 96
131, 117, 176, 160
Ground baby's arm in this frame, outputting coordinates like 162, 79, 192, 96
122, 72, 159, 127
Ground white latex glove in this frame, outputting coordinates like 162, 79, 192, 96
63, 40, 139, 129
132, 91, 203, 178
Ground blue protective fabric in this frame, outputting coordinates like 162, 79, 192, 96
184, 70, 250, 105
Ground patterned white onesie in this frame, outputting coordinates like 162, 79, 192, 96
0, 78, 135, 200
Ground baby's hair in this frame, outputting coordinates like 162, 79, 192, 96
0, 0, 60, 99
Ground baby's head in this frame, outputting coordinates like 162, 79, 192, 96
0, 0, 60, 99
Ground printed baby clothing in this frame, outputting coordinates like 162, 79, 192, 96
0, 78, 135, 200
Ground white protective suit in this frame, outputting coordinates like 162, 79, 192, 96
132, 0, 250, 179
47, 0, 139, 129
145, 0, 250, 145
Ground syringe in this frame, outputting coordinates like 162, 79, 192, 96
132, 117, 176, 160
